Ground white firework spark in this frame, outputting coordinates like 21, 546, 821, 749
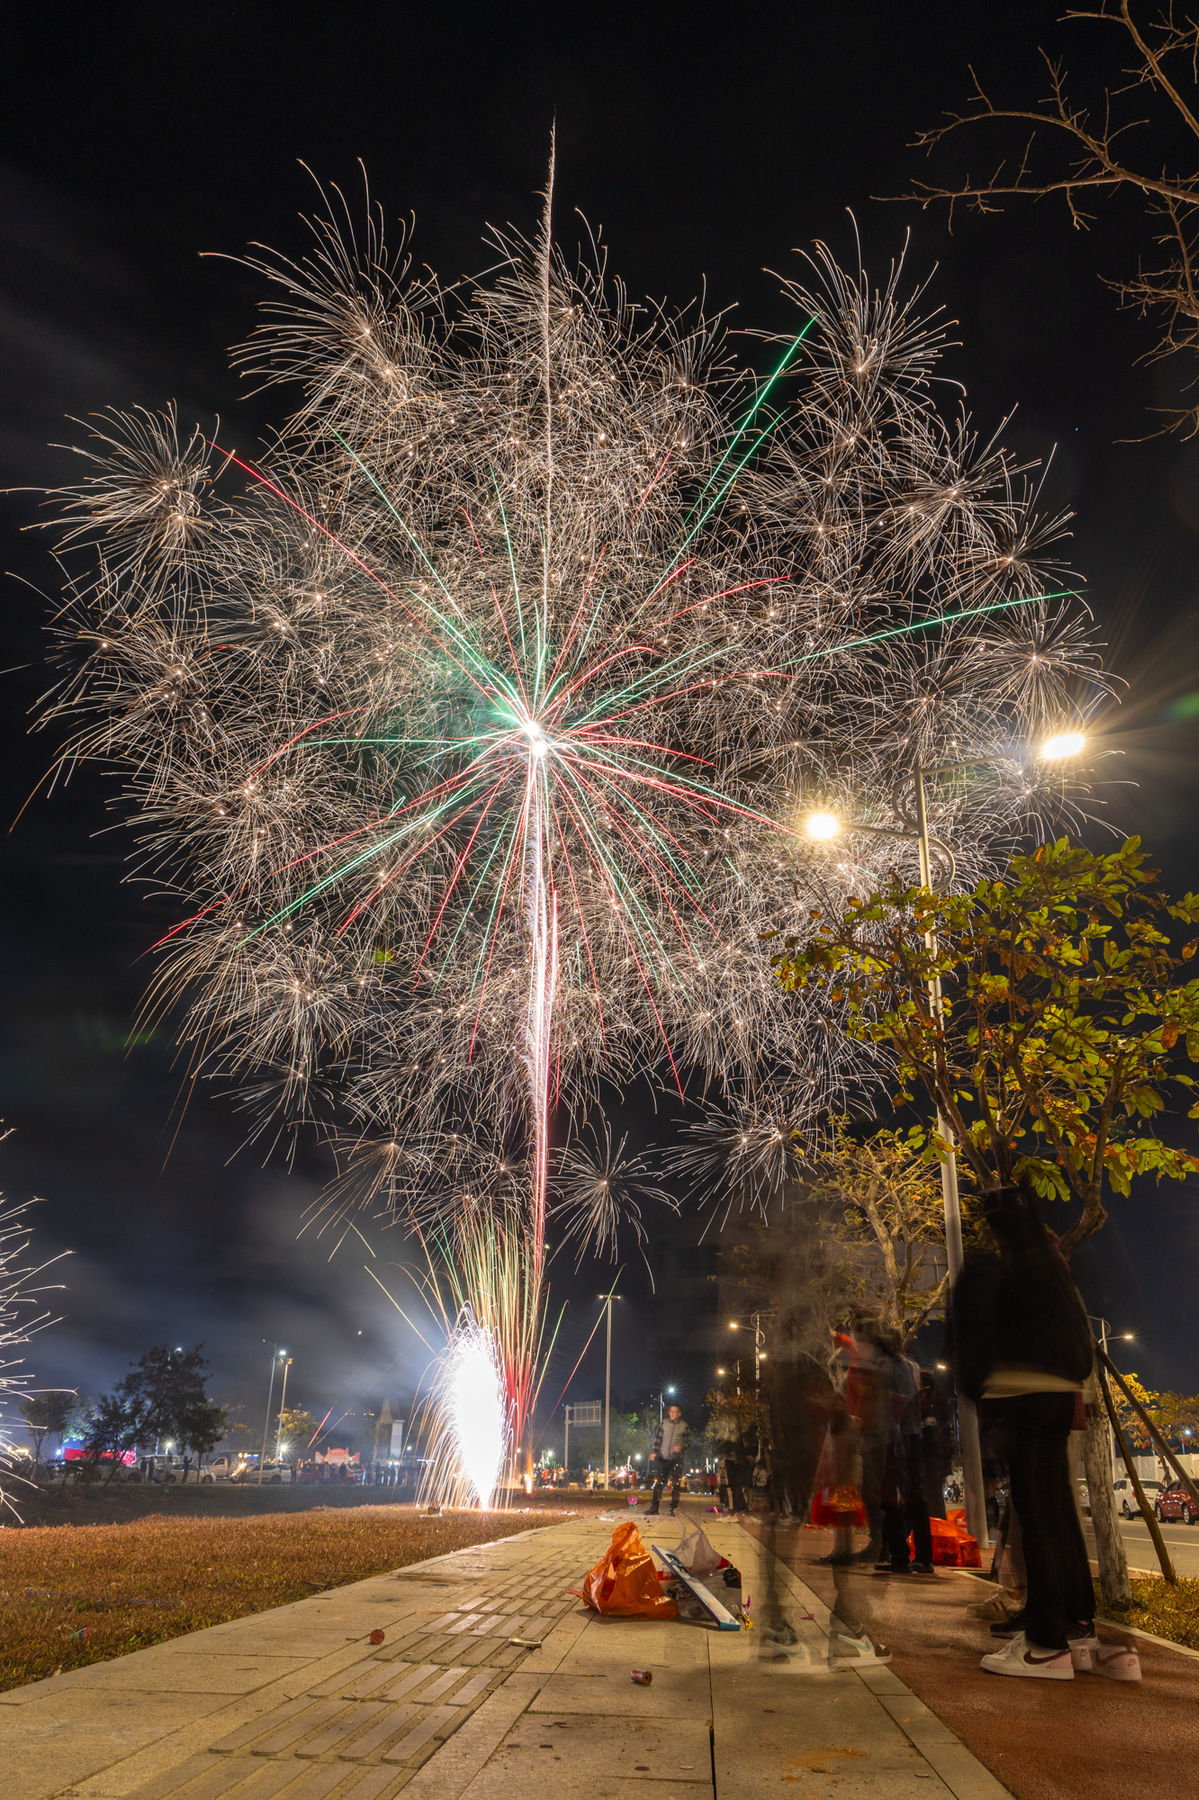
33, 175, 1098, 1456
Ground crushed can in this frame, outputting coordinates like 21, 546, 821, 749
631, 1667, 653, 1686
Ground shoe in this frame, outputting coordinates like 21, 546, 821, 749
1093, 1645, 1142, 1682
980, 1631, 1073, 1680
967, 1586, 1024, 1622
828, 1629, 893, 1672
848, 1547, 880, 1563
1069, 1627, 1141, 1681
990, 1608, 1028, 1639
911, 1563, 935, 1576
817, 1552, 852, 1566
875, 1563, 912, 1576
764, 1620, 799, 1645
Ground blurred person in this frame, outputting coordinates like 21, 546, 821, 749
954, 1182, 1129, 1681
918, 1368, 952, 1520
877, 1330, 934, 1575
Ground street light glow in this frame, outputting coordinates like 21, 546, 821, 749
805, 810, 840, 840
1039, 731, 1085, 760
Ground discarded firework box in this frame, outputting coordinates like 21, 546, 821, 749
653, 1542, 741, 1630
571, 1521, 679, 1618
918, 1509, 982, 1568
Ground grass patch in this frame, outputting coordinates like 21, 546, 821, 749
1094, 1573, 1199, 1650
0, 1504, 562, 1691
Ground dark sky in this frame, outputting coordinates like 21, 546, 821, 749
1, 1, 1198, 1428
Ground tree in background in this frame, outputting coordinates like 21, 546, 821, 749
773, 838, 1199, 1258
1112, 1372, 1199, 1450
275, 1409, 320, 1464
81, 1393, 142, 1483
806, 1124, 956, 1350
897, 3, 1199, 435
18, 1391, 73, 1470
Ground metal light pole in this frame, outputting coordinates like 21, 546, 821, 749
910, 765, 989, 1552
598, 1293, 620, 1489
274, 1357, 293, 1461
564, 1403, 570, 1477
257, 1344, 285, 1487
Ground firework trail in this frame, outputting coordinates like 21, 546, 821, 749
34, 176, 1098, 1474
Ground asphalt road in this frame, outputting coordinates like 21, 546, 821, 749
1085, 1512, 1199, 1578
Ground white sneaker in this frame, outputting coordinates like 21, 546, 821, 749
827, 1629, 893, 1672
980, 1631, 1073, 1679
1071, 1635, 1141, 1682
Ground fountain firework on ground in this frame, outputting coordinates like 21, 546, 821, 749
34, 167, 1097, 1480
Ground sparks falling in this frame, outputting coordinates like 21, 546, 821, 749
36, 175, 1099, 1479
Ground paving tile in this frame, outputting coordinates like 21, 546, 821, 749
296, 1701, 387, 1756
336, 1703, 420, 1760
210, 1700, 312, 1753
380, 1704, 461, 1762
251, 1701, 347, 1754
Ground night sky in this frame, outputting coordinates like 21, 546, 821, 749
2, 2, 1198, 1435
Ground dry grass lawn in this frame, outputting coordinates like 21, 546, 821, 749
0, 1505, 560, 1692
1096, 1572, 1199, 1650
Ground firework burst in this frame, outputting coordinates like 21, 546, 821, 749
34, 172, 1098, 1473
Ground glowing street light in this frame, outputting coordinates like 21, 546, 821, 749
1040, 731, 1086, 761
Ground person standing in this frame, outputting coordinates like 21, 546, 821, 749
953, 1182, 1119, 1680
645, 1403, 690, 1516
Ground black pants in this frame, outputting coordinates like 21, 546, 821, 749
881, 1437, 934, 1568
647, 1458, 681, 1514
984, 1392, 1091, 1650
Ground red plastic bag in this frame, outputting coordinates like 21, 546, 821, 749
571, 1521, 679, 1617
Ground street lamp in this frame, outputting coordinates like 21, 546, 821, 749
257, 1345, 288, 1487
274, 1356, 293, 1462
803, 729, 1087, 1551
597, 1292, 621, 1490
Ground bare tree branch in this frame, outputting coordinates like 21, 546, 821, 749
886, 3, 1199, 433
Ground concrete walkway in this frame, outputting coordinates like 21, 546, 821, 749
4, 1508, 1011, 1800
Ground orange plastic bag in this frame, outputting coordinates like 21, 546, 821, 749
572, 1521, 679, 1618
921, 1510, 982, 1568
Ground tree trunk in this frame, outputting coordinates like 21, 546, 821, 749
1082, 1400, 1131, 1611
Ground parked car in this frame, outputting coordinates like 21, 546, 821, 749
1155, 1480, 1198, 1525
203, 1454, 248, 1483
1113, 1477, 1164, 1519
231, 1458, 285, 1485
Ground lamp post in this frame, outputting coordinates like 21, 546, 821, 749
727, 1311, 770, 1384
274, 1356, 293, 1462
803, 729, 1086, 1552
598, 1293, 621, 1489
257, 1344, 287, 1487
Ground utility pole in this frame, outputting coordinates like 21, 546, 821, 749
564, 1403, 570, 1477
912, 766, 988, 1551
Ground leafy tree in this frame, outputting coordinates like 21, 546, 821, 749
275, 1409, 319, 1463
117, 1345, 216, 1450
806, 1123, 954, 1348
18, 1391, 74, 1469
176, 1396, 229, 1467
1112, 1372, 1199, 1450
772, 838, 1199, 1256
81, 1393, 141, 1483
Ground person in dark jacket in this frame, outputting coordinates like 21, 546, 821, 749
953, 1182, 1095, 1678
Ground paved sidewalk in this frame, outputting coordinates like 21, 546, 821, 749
3, 1508, 1011, 1800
